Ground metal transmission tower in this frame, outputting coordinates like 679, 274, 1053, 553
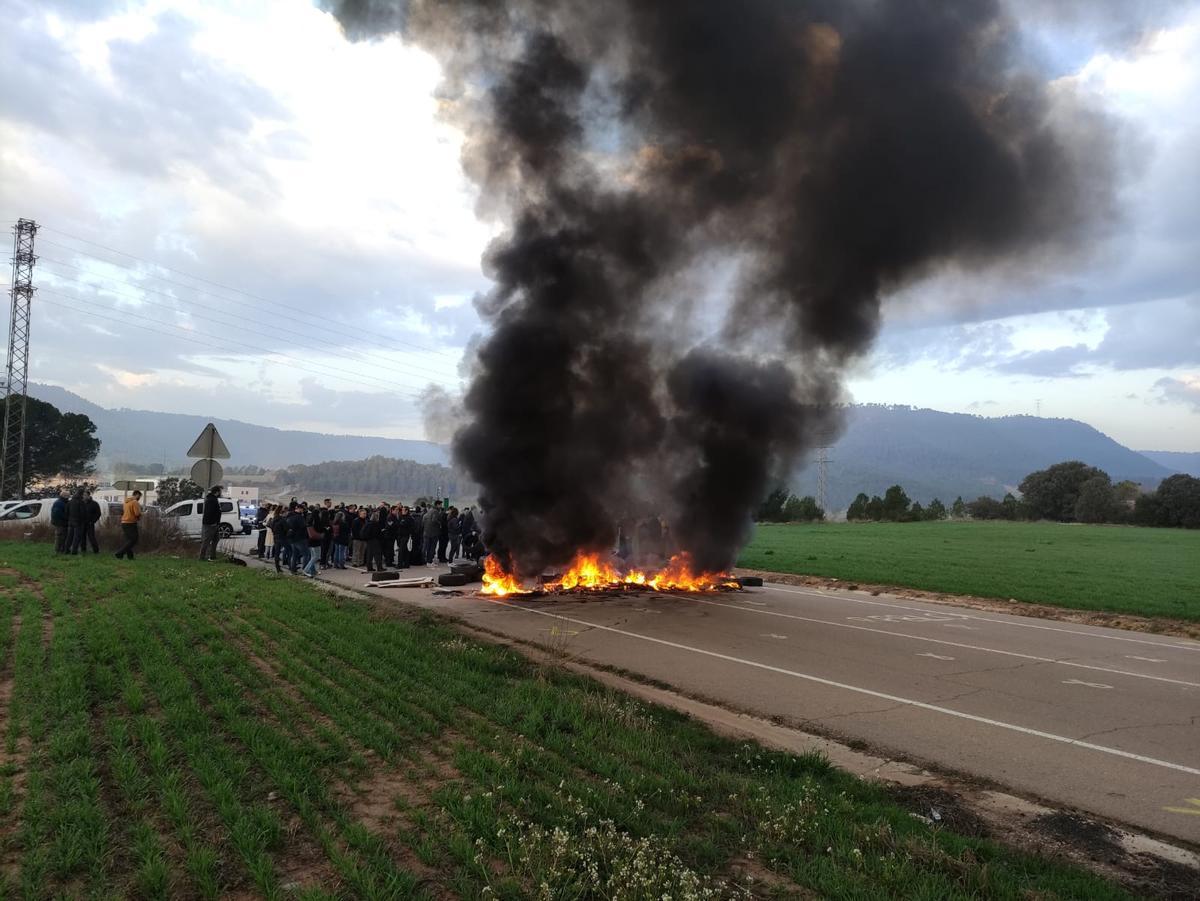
1, 219, 38, 500
815, 444, 831, 514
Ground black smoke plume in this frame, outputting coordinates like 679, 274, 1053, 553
330, 0, 1114, 577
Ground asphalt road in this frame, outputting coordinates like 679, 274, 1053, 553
228, 539, 1200, 844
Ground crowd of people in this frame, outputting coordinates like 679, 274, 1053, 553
49, 487, 104, 555
253, 498, 486, 578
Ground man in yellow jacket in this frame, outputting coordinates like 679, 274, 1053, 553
114, 490, 143, 560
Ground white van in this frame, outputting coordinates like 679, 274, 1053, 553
0, 499, 53, 524
0, 498, 116, 525
161, 498, 242, 538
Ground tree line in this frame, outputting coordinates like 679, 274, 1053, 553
754, 489, 826, 522
846, 486, 950, 522
278, 455, 476, 500
845, 460, 1200, 528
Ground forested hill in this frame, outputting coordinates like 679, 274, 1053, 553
790, 405, 1174, 512
280, 456, 476, 500
29, 383, 450, 468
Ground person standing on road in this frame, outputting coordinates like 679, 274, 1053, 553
351, 508, 367, 568
362, 508, 384, 573
446, 507, 461, 563
270, 505, 289, 573
318, 498, 334, 567
83, 491, 102, 554
304, 507, 322, 578
51, 489, 69, 554
394, 506, 413, 570
422, 502, 442, 567
199, 486, 224, 561
114, 490, 143, 560
330, 510, 348, 569
255, 504, 270, 558
285, 502, 308, 575
437, 502, 450, 563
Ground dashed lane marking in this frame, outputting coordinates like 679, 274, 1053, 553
1164, 799, 1200, 816
1062, 679, 1114, 690
681, 597, 1200, 689
917, 653, 956, 661
1126, 655, 1167, 663
489, 598, 1200, 777
761, 633, 788, 640
757, 584, 1200, 652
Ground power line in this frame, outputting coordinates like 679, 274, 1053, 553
36, 280, 424, 394
35, 287, 434, 400
38, 227, 468, 361
37, 257, 457, 388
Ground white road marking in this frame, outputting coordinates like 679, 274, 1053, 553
683, 597, 1200, 689
1063, 679, 1114, 690
917, 653, 956, 661
758, 584, 1200, 652
489, 598, 1200, 777
761, 633, 788, 640
1126, 656, 1167, 663
943, 624, 977, 630
743, 600, 768, 607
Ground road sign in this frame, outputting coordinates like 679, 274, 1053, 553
191, 459, 224, 489
113, 479, 155, 491
187, 423, 230, 459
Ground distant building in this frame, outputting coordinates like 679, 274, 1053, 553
227, 485, 259, 504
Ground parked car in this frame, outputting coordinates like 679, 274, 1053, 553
0, 499, 52, 524
161, 498, 241, 538
1, 498, 132, 526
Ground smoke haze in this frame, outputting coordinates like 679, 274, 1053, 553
331, 0, 1117, 576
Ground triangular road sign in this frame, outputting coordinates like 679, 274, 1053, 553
187, 422, 231, 459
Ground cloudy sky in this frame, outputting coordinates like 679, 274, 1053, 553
1, 0, 1197, 452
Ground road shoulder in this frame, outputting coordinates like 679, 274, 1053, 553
734, 567, 1200, 641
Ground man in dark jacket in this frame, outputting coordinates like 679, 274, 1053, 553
318, 498, 334, 567
285, 503, 308, 574
394, 506, 413, 569
66, 488, 87, 555
51, 489, 69, 553
83, 491, 102, 554
254, 504, 269, 557
422, 502, 442, 566
199, 486, 223, 561
437, 502, 450, 564
446, 508, 461, 563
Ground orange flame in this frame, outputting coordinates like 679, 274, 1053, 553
480, 551, 738, 596
479, 555, 530, 596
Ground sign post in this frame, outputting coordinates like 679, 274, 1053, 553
186, 423, 231, 461
187, 423, 230, 490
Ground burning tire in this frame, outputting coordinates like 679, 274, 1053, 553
450, 563, 484, 582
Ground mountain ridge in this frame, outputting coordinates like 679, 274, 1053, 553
1135, 450, 1200, 477
28, 383, 451, 468
30, 384, 1181, 508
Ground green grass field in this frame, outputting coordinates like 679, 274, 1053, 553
0, 543, 1129, 899
738, 521, 1200, 620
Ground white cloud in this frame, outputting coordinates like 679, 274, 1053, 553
1, 0, 1197, 454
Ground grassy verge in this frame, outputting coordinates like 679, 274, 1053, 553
0, 541, 1131, 899
738, 521, 1200, 620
